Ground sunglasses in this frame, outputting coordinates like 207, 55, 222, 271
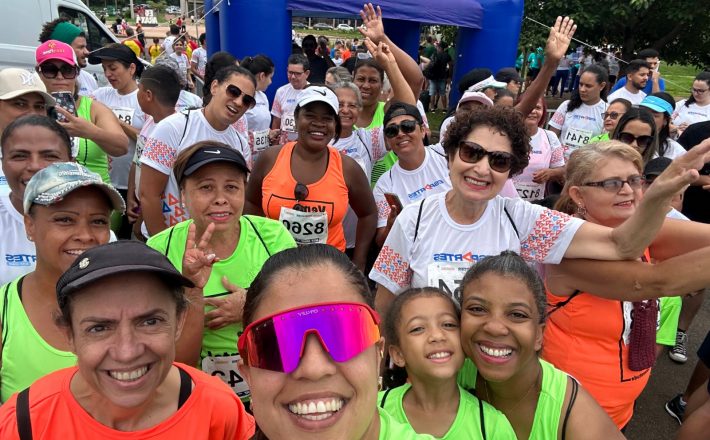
293, 182, 309, 210
238, 302, 381, 374
618, 132, 654, 149
457, 141, 516, 173
583, 175, 645, 192
384, 119, 418, 139
226, 84, 256, 109
602, 111, 624, 120
37, 63, 78, 79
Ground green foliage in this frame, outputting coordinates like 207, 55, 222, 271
147, 1, 167, 14
521, 0, 710, 69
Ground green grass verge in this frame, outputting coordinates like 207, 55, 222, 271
662, 64, 700, 99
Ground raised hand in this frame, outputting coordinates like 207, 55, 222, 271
645, 138, 710, 200
544, 16, 577, 62
182, 222, 218, 289
204, 276, 247, 329
364, 38, 395, 68
359, 3, 385, 44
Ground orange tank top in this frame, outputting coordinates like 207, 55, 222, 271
541, 250, 654, 429
262, 142, 349, 251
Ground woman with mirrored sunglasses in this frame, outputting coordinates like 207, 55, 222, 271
244, 86, 377, 272
237, 244, 432, 440
370, 105, 710, 326
611, 107, 658, 164
589, 98, 631, 143
34, 40, 128, 184
140, 65, 256, 237
544, 140, 710, 429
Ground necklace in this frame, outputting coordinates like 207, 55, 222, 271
483, 367, 541, 414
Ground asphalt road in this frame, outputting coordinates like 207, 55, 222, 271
625, 293, 709, 439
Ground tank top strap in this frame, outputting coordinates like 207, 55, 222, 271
530, 359, 568, 439
76, 95, 92, 121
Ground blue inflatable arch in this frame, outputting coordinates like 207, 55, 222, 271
204, 0, 524, 105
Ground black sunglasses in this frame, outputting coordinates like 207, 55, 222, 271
457, 141, 516, 173
602, 111, 624, 120
384, 119, 418, 139
583, 175, 645, 192
618, 132, 654, 149
37, 63, 78, 79
226, 84, 256, 109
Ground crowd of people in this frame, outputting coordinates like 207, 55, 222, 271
0, 2, 708, 439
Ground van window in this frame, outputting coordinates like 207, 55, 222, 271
59, 7, 113, 51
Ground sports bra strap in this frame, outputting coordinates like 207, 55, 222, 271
177, 366, 192, 409
503, 206, 520, 239
354, 131, 372, 162
163, 226, 177, 257
379, 387, 393, 409
244, 216, 272, 256
478, 395, 488, 440
413, 198, 426, 243
549, 290, 581, 315
16, 387, 32, 440
561, 377, 579, 440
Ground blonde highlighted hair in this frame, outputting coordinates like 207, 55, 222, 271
554, 141, 643, 215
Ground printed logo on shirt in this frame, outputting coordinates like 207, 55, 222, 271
161, 193, 187, 226
408, 179, 446, 200
433, 252, 488, 263
0, 176, 6, 186
6, 254, 36, 266
569, 114, 598, 122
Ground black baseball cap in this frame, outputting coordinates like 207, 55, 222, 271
180, 145, 250, 184
643, 156, 672, 178
88, 45, 144, 76
495, 67, 522, 84
56, 241, 194, 308
383, 101, 423, 127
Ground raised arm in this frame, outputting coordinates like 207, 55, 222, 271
364, 38, 415, 105
359, 4, 424, 100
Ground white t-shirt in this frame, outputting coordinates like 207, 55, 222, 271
133, 115, 158, 198
332, 127, 387, 182
162, 35, 176, 55
271, 83, 305, 144
169, 52, 190, 85
667, 208, 689, 221
245, 91, 271, 158
91, 86, 146, 190
369, 192, 584, 299
373, 146, 452, 228
176, 90, 203, 112
607, 86, 646, 106
0, 195, 36, 285
672, 100, 710, 127
549, 99, 607, 159
78, 70, 98, 97
439, 115, 454, 142
190, 47, 207, 77
140, 109, 250, 229
0, 168, 9, 197
416, 100, 430, 129
655, 138, 686, 160
513, 128, 565, 201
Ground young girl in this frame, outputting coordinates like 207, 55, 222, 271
380, 287, 515, 439
458, 251, 623, 439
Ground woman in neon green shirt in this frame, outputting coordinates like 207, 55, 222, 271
458, 251, 622, 439
147, 141, 296, 403
380, 287, 515, 439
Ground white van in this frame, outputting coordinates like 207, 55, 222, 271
0, 0, 119, 85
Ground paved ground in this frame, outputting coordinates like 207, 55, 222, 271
624, 293, 709, 439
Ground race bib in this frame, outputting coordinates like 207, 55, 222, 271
282, 113, 296, 132
134, 135, 146, 166
279, 207, 328, 245
563, 126, 593, 157
514, 180, 544, 201
112, 107, 136, 126
201, 354, 250, 398
252, 129, 270, 152
428, 262, 472, 303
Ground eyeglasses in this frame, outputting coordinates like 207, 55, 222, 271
618, 132, 654, 149
237, 302, 381, 374
225, 84, 256, 109
583, 175, 645, 192
602, 111, 624, 120
288, 70, 306, 77
37, 63, 78, 79
384, 119, 418, 139
692, 88, 709, 95
457, 141, 517, 173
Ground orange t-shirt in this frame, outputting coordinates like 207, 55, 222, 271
262, 142, 350, 251
542, 251, 654, 429
0, 363, 255, 439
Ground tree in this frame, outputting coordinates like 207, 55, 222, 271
522, 0, 710, 69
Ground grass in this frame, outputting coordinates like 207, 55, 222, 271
661, 64, 701, 99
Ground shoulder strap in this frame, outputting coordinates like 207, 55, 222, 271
561, 378, 579, 440
413, 198, 426, 243
164, 226, 177, 257
379, 387, 393, 409
244, 216, 271, 257
354, 131, 372, 162
1, 283, 11, 363
16, 387, 32, 440
503, 206, 520, 239
549, 290, 581, 315
178, 109, 192, 146
478, 396, 488, 440
177, 366, 192, 409
428, 145, 447, 159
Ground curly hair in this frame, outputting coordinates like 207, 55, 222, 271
442, 106, 530, 176
38, 17, 85, 43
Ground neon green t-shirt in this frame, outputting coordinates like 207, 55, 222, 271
657, 296, 682, 346
370, 150, 398, 188
147, 216, 296, 400
589, 132, 610, 143
378, 383, 516, 439
458, 358, 570, 439
378, 407, 436, 439
366, 101, 386, 130
75, 96, 111, 184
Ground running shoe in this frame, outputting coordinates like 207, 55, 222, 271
669, 331, 688, 363
665, 393, 685, 424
